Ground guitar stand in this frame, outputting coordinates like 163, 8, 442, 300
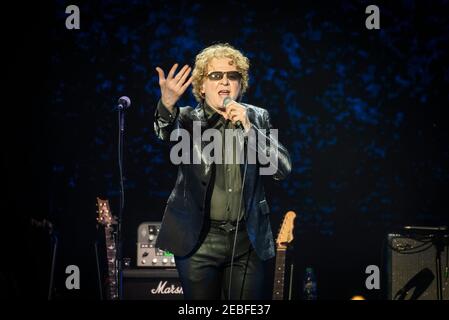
288, 262, 294, 300
287, 244, 295, 300
94, 241, 104, 300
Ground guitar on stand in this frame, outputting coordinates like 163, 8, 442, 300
96, 197, 119, 300
272, 211, 296, 300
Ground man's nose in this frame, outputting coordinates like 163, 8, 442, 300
220, 74, 230, 85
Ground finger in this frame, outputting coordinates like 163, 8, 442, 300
226, 105, 234, 117
230, 114, 242, 125
225, 104, 238, 116
155, 67, 166, 84
177, 66, 191, 86
175, 65, 189, 82
220, 110, 230, 120
226, 105, 240, 116
230, 111, 242, 121
228, 109, 240, 117
167, 63, 179, 80
228, 109, 245, 124
180, 75, 194, 92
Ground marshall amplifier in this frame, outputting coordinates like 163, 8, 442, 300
387, 231, 449, 300
122, 268, 184, 300
137, 222, 176, 268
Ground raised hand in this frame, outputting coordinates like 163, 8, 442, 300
156, 63, 193, 112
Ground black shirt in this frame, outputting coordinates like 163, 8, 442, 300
156, 100, 245, 223
202, 102, 245, 223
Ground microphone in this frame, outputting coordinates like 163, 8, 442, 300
118, 96, 131, 110
223, 97, 243, 130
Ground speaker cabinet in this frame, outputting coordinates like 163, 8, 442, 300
387, 233, 448, 300
122, 268, 183, 300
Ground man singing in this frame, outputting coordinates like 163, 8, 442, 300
153, 43, 291, 299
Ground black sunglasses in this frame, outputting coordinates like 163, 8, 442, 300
206, 71, 242, 81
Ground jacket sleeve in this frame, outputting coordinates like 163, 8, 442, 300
153, 99, 180, 142
246, 109, 292, 181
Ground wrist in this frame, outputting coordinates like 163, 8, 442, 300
161, 98, 175, 113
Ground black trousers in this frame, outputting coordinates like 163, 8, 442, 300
175, 221, 265, 300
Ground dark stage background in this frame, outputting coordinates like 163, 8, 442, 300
3, 0, 449, 299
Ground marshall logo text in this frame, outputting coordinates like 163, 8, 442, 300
150, 280, 184, 295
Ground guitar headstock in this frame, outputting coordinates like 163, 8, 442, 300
96, 197, 116, 227
275, 211, 296, 249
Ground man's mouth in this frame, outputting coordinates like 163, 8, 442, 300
218, 90, 230, 96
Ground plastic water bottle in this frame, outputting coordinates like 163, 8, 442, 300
303, 267, 317, 300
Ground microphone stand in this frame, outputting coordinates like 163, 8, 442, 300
47, 225, 58, 300
116, 103, 126, 300
31, 218, 57, 299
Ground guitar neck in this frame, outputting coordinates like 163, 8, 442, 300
272, 248, 287, 300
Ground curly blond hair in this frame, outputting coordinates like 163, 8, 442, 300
191, 43, 250, 102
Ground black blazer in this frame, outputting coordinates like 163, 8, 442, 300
154, 102, 291, 260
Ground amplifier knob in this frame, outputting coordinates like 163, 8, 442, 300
171, 258, 175, 264
149, 235, 155, 241
141, 259, 146, 265
152, 258, 158, 264
162, 258, 168, 264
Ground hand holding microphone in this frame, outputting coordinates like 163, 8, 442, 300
223, 97, 249, 131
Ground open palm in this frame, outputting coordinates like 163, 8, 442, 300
156, 63, 193, 111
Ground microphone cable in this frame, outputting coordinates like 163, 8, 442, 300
227, 123, 249, 300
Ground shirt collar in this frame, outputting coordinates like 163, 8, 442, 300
203, 101, 227, 127
203, 101, 217, 117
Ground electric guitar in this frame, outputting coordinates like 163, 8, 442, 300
96, 197, 119, 300
272, 210, 296, 300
